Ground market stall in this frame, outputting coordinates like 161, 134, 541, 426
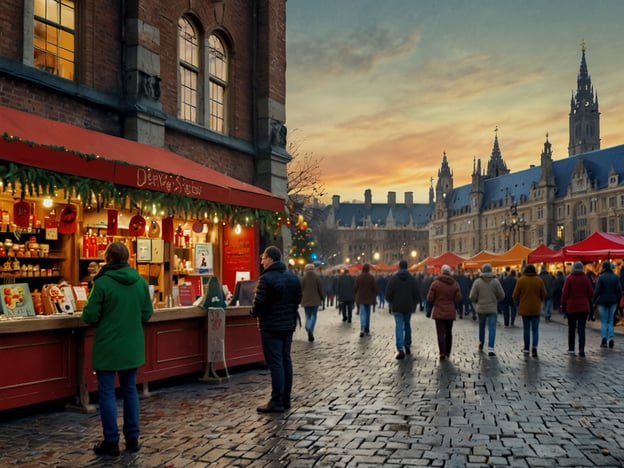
0, 106, 283, 412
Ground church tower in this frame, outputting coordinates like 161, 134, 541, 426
435, 151, 453, 203
486, 128, 510, 178
568, 42, 600, 156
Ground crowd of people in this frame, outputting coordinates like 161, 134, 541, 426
300, 259, 624, 361
250, 246, 623, 414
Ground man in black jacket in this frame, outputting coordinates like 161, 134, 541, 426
251, 246, 302, 413
385, 260, 421, 359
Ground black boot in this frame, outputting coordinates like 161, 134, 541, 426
93, 440, 120, 456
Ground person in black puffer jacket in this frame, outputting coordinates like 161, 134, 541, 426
593, 261, 622, 349
385, 260, 421, 359
251, 246, 302, 413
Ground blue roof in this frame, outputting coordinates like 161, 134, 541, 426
447, 144, 624, 212
326, 144, 624, 225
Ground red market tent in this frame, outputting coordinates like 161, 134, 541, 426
527, 243, 564, 264
562, 232, 624, 261
427, 252, 466, 272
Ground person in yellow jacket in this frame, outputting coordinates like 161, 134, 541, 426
512, 264, 546, 357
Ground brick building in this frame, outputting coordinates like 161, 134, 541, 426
0, 0, 288, 206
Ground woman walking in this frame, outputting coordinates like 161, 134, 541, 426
301, 263, 324, 342
560, 261, 594, 357
513, 264, 546, 357
593, 261, 622, 349
469, 264, 504, 357
427, 265, 461, 361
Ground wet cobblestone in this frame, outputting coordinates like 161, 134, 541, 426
1, 309, 623, 467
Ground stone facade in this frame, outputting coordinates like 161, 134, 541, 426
325, 46, 624, 265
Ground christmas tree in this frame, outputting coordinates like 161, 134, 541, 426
290, 215, 317, 267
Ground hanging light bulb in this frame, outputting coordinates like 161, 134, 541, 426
43, 197, 53, 208
235, 224, 242, 234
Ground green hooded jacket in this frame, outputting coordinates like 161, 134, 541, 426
81, 266, 153, 371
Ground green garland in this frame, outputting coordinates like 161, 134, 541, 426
0, 160, 283, 234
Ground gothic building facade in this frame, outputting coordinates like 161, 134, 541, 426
325, 46, 624, 266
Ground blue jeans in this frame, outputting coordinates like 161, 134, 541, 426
260, 330, 293, 407
359, 304, 372, 332
304, 306, 318, 333
96, 368, 140, 443
522, 316, 540, 350
478, 313, 497, 350
378, 294, 385, 309
598, 303, 617, 340
393, 312, 412, 351
543, 297, 552, 319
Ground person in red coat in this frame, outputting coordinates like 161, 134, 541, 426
560, 261, 594, 357
427, 264, 462, 360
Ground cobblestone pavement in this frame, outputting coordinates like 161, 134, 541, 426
1, 308, 623, 467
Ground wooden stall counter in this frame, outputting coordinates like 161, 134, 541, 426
0, 306, 264, 412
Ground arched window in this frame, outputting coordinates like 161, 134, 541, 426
178, 17, 200, 122
208, 34, 228, 133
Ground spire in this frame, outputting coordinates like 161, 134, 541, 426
568, 41, 600, 156
486, 127, 510, 177
575, 40, 593, 105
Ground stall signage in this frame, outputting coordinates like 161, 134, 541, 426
207, 308, 225, 363
136, 168, 202, 197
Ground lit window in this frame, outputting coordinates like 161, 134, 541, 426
208, 34, 228, 133
178, 17, 200, 122
33, 0, 75, 80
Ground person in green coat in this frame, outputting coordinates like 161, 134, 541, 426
81, 242, 153, 456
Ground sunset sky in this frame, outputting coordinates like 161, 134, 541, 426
285, 0, 624, 204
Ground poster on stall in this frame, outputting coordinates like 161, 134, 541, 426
2, 283, 36, 317
194, 243, 214, 274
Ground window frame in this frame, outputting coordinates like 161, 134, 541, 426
178, 16, 201, 124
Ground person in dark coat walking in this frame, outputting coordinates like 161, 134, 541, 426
336, 269, 356, 323
560, 261, 594, 356
455, 269, 474, 320
82, 242, 154, 456
593, 261, 622, 349
385, 260, 421, 359
500, 269, 518, 326
252, 246, 302, 413
551, 271, 565, 315
539, 266, 554, 321
354, 264, 378, 337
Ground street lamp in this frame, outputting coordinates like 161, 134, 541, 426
501, 203, 525, 248
373, 251, 380, 262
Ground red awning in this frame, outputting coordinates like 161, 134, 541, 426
562, 232, 624, 261
0, 105, 284, 212
527, 243, 564, 264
